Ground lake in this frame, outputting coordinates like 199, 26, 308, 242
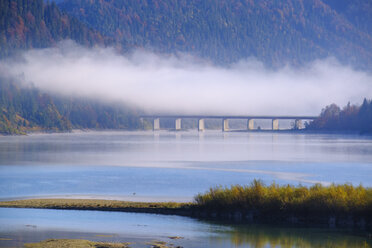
0, 207, 370, 248
0, 130, 371, 247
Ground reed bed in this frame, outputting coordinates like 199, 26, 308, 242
194, 180, 372, 217
1, 181, 371, 225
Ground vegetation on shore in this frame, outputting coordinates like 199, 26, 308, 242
195, 180, 372, 219
0, 198, 187, 210
306, 98, 372, 133
1, 181, 372, 229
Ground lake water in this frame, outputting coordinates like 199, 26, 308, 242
0, 130, 371, 247
0, 207, 370, 248
1, 130, 372, 201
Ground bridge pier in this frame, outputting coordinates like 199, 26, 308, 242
153, 118, 160, 131
198, 119, 205, 132
294, 119, 302, 130
142, 115, 317, 132
140, 117, 144, 129
175, 118, 182, 130
272, 119, 279, 130
247, 119, 254, 130
222, 119, 229, 132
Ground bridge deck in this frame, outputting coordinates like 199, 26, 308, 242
140, 115, 317, 120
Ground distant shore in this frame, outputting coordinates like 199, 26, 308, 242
1, 128, 371, 136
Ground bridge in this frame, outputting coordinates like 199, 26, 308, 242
140, 115, 318, 132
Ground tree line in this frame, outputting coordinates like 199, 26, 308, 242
0, 78, 140, 134
307, 99, 372, 133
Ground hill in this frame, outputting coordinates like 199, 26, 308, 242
1, 0, 372, 133
58, 0, 372, 68
0, 77, 141, 134
0, 0, 140, 134
2, 0, 372, 67
323, 0, 372, 35
306, 99, 372, 133
0, 0, 111, 57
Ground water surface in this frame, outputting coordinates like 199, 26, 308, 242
1, 131, 372, 247
0, 208, 370, 248
0, 131, 371, 201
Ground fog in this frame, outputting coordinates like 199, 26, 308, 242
1, 41, 371, 115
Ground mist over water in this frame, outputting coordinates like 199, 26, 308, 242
1, 41, 372, 115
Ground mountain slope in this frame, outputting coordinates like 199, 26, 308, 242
1, 0, 372, 133
59, 0, 372, 68
0, 0, 143, 134
0, 0, 111, 57
2, 0, 372, 68
323, 0, 372, 35
0, 77, 141, 134
0, 78, 71, 134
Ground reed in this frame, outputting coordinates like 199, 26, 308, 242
194, 180, 372, 217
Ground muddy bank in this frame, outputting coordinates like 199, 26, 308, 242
24, 238, 184, 248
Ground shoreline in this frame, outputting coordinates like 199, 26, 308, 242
1, 198, 371, 232
0, 194, 192, 203
23, 238, 183, 248
0, 199, 193, 217
1, 128, 371, 136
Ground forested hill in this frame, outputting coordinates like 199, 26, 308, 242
0, 78, 141, 134
307, 99, 372, 134
0, 0, 139, 134
323, 0, 372, 35
1, 0, 372, 68
1, 0, 372, 134
0, 0, 112, 57
58, 0, 372, 68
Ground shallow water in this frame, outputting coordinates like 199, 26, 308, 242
0, 208, 370, 248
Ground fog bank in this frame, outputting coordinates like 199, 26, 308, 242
1, 41, 371, 115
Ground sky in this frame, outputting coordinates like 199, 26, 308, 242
1, 41, 371, 115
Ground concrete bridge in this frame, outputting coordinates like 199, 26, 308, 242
140, 115, 318, 132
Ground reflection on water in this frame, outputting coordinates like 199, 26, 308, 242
0, 131, 372, 247
0, 208, 370, 248
215, 224, 371, 248
1, 131, 372, 166
0, 131, 372, 201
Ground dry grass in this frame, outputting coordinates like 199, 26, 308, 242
194, 180, 372, 217
0, 198, 189, 210
1, 180, 371, 220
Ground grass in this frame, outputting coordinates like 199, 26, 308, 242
1, 180, 371, 223
0, 198, 188, 210
194, 180, 372, 218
